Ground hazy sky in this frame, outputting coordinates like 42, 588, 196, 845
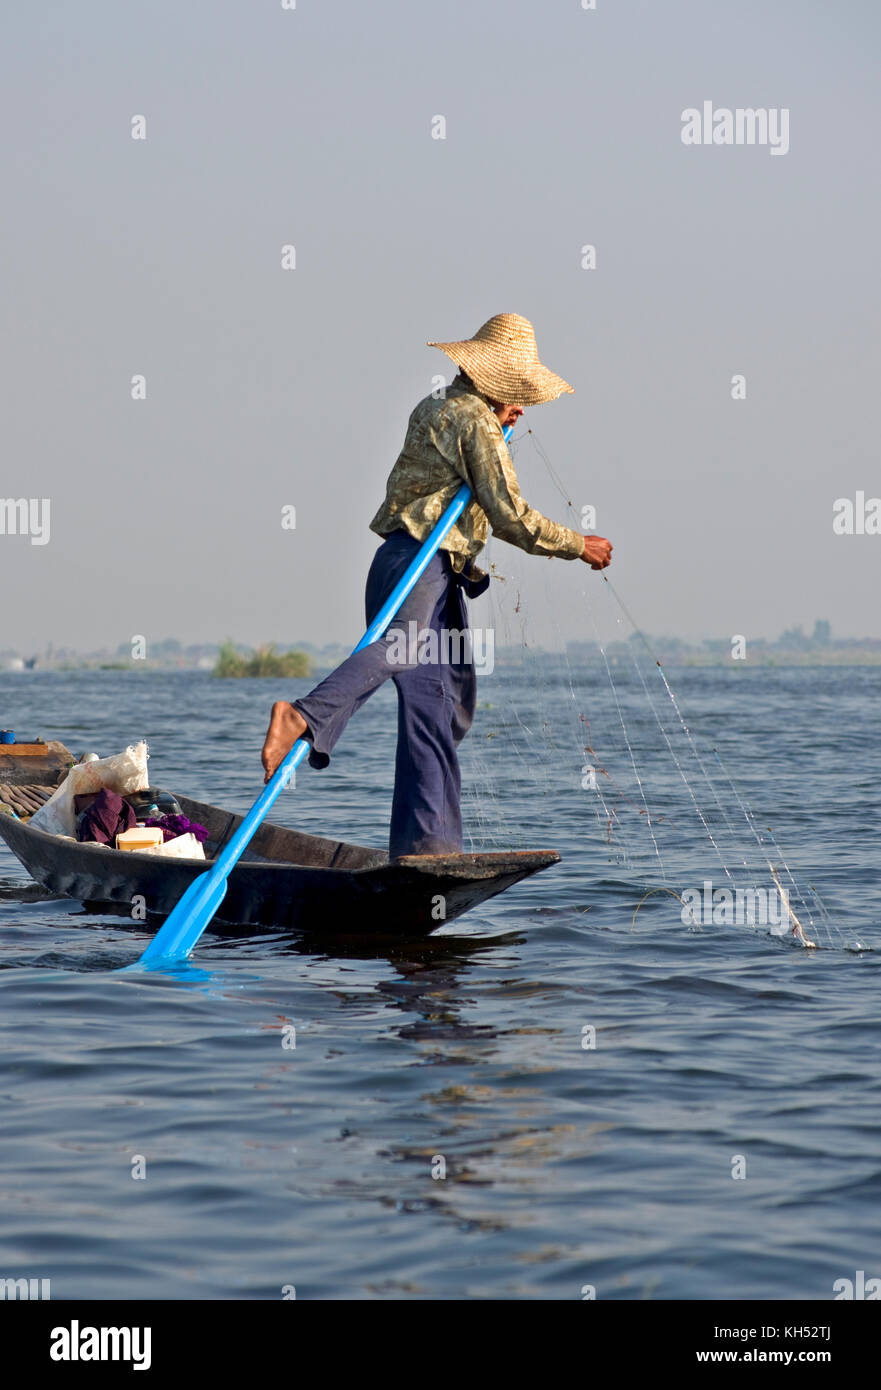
2, 0, 879, 653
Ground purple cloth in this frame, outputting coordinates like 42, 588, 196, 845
144, 813, 209, 844
76, 789, 138, 845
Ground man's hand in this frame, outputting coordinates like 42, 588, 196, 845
581, 535, 613, 570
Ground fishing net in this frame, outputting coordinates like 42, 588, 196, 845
458, 429, 845, 950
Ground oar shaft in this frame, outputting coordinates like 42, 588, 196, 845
198, 739, 309, 875
356, 483, 473, 651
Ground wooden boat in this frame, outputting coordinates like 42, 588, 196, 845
0, 789, 560, 936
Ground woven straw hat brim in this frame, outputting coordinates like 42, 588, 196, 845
428, 340, 574, 407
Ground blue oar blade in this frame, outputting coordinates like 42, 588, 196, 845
127, 742, 307, 969
137, 869, 229, 963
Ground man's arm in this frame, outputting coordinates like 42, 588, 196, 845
461, 408, 611, 567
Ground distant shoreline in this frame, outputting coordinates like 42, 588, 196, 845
4, 650, 881, 674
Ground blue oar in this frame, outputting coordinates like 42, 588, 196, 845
131, 424, 514, 966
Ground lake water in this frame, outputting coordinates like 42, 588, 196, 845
0, 663, 878, 1300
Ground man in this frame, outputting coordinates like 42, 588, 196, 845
262, 313, 613, 857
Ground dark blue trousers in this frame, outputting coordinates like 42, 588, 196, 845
292, 532, 477, 858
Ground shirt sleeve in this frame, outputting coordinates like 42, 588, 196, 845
459, 408, 585, 560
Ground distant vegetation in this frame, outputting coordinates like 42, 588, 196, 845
213, 641, 311, 679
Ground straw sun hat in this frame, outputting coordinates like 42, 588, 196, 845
428, 313, 574, 407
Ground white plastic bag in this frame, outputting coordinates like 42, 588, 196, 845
140, 832, 205, 860
30, 741, 150, 838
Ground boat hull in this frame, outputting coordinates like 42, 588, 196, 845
0, 792, 560, 936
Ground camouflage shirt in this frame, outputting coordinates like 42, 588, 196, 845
369, 373, 584, 577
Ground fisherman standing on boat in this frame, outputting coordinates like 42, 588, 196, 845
262, 313, 613, 857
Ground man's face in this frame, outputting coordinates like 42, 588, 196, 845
491, 403, 524, 429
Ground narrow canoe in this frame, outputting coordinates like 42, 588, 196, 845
0, 790, 560, 936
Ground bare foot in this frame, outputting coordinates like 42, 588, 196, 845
262, 702, 308, 783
